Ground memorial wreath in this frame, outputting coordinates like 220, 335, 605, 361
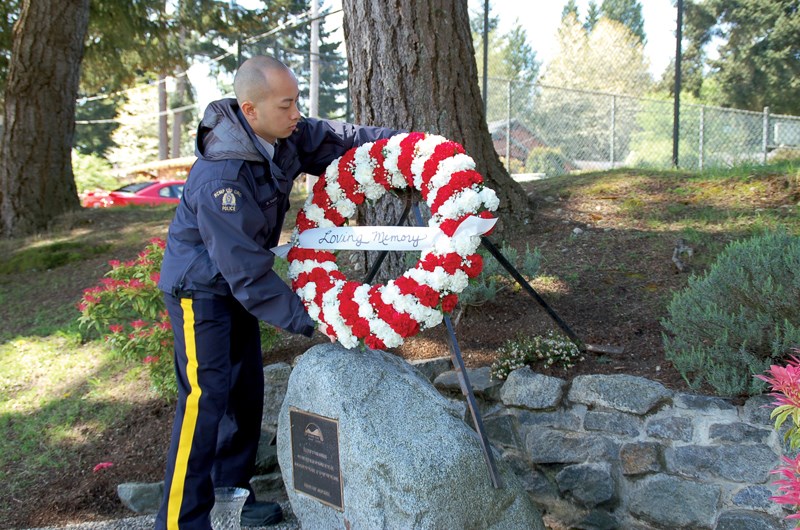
287, 132, 499, 349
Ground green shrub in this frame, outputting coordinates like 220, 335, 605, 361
491, 330, 583, 380
525, 146, 573, 176
662, 230, 800, 397
72, 150, 120, 193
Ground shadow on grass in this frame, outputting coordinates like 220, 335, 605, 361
0, 346, 172, 528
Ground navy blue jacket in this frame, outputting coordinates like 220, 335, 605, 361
158, 98, 397, 336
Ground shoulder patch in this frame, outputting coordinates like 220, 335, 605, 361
213, 186, 244, 213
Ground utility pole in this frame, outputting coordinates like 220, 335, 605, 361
231, 0, 242, 65
310, 0, 320, 118
482, 0, 489, 116
672, 0, 683, 168
307, 0, 320, 194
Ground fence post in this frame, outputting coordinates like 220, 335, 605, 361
698, 106, 705, 171
762, 106, 770, 164
610, 95, 616, 168
505, 79, 512, 172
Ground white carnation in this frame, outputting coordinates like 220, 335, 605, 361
288, 259, 338, 279
324, 162, 342, 201
303, 203, 328, 225
333, 197, 356, 219
453, 235, 481, 256
383, 134, 408, 189
307, 303, 321, 321
437, 187, 482, 219
369, 319, 403, 348
480, 187, 500, 211
354, 284, 375, 320
447, 269, 469, 293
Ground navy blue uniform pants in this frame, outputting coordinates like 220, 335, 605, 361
155, 294, 264, 530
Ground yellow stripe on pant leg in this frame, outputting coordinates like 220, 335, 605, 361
167, 298, 203, 529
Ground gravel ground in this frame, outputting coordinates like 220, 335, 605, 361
28, 501, 300, 530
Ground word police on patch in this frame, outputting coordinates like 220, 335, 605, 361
213, 186, 243, 213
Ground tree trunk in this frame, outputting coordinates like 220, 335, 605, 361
172, 69, 186, 160
158, 74, 169, 160
0, 0, 90, 237
342, 0, 532, 280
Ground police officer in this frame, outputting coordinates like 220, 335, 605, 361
155, 55, 398, 529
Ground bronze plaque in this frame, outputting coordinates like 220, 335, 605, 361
289, 407, 343, 510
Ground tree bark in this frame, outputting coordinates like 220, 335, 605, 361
158, 74, 169, 160
342, 0, 532, 280
342, 0, 531, 219
0, 0, 90, 237
171, 69, 186, 160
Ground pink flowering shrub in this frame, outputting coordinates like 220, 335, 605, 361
757, 356, 800, 524
77, 238, 176, 398
78, 238, 281, 399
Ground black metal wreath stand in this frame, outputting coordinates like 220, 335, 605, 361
363, 198, 504, 488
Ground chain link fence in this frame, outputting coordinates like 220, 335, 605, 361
485, 76, 800, 177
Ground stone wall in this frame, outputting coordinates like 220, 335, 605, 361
255, 357, 792, 529
430, 363, 790, 530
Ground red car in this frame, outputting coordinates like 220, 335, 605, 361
81, 180, 185, 208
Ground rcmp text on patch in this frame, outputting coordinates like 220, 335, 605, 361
214, 187, 243, 213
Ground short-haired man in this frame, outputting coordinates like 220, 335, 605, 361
155, 56, 398, 528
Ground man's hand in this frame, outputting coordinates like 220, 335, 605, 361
316, 327, 336, 343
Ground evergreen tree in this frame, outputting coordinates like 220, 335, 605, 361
561, 0, 579, 21
316, 32, 348, 119
600, 0, 646, 44
74, 95, 124, 156
501, 24, 540, 122
1, 0, 90, 236
470, 0, 499, 36
683, 0, 800, 115
584, 1, 601, 33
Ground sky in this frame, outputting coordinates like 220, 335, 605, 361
192, 0, 680, 109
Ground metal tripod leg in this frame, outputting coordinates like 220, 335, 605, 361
409, 203, 502, 489
443, 314, 503, 488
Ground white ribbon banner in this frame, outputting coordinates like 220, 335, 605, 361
271, 215, 496, 258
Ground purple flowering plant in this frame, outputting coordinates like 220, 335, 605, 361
756, 356, 800, 523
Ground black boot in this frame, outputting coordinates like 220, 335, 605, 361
240, 501, 284, 527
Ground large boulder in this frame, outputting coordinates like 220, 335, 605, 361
277, 344, 544, 530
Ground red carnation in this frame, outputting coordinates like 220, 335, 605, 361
464, 253, 483, 278
438, 214, 469, 237
397, 133, 425, 187
364, 335, 386, 350
395, 276, 440, 308
295, 211, 317, 232
369, 139, 391, 190
441, 293, 458, 313
337, 151, 366, 205
441, 253, 463, 274
351, 319, 372, 338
